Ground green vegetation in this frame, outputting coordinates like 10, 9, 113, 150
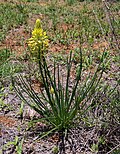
0, 3, 28, 41
0, 47, 25, 80
3, 136, 24, 154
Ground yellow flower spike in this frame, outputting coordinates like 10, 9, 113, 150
27, 19, 49, 59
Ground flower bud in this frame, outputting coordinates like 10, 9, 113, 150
50, 87, 54, 94
35, 19, 41, 29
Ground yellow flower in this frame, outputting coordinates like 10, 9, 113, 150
27, 19, 48, 58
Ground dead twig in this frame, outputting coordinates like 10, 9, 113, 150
106, 144, 120, 154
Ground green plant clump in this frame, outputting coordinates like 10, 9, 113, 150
12, 19, 107, 139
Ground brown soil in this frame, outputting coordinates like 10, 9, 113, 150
1, 26, 30, 56
0, 115, 16, 127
